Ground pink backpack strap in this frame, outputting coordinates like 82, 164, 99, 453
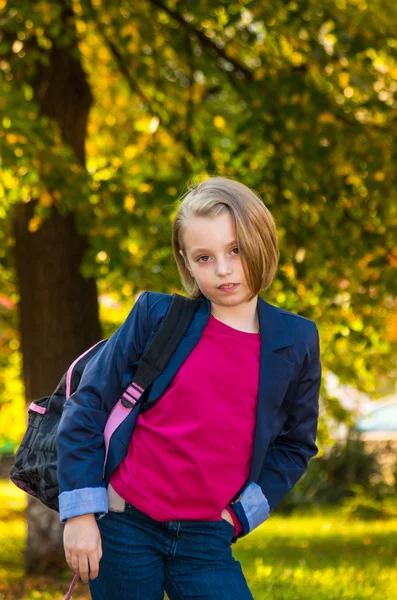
64, 573, 79, 600
103, 382, 145, 474
65, 341, 105, 399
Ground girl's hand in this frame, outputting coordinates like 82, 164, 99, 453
63, 513, 103, 583
221, 508, 234, 526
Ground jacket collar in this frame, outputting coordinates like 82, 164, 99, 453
197, 293, 294, 351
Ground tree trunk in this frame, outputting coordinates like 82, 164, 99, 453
13, 202, 100, 573
12, 6, 97, 574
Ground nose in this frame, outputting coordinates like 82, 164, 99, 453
215, 257, 232, 276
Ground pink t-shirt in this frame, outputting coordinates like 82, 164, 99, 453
110, 313, 261, 537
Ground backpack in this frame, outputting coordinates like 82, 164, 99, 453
9, 292, 200, 512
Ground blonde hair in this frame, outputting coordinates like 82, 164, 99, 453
171, 176, 279, 302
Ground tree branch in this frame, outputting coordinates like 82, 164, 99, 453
85, 0, 165, 121
147, 0, 254, 82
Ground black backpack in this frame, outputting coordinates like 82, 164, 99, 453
10, 292, 200, 512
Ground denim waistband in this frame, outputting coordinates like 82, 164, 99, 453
123, 501, 230, 535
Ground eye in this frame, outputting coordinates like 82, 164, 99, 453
196, 247, 240, 263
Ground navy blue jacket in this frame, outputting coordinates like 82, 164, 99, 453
57, 290, 321, 544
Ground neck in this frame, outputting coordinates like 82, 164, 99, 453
210, 296, 259, 333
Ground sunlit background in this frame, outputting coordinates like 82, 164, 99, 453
1, 0, 397, 598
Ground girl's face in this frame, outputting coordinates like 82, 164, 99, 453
179, 212, 254, 308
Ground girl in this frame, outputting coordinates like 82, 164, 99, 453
58, 176, 322, 599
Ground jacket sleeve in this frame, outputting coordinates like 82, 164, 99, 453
231, 323, 321, 541
56, 290, 150, 522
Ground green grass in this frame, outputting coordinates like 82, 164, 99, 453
1, 480, 396, 599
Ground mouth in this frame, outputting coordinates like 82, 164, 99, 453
218, 283, 240, 291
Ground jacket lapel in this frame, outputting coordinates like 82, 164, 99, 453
145, 293, 295, 482
249, 296, 295, 482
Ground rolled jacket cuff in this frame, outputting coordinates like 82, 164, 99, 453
58, 487, 108, 522
230, 482, 270, 539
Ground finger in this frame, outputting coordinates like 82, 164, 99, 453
97, 536, 103, 562
65, 549, 74, 571
78, 554, 90, 584
70, 552, 79, 574
88, 551, 99, 580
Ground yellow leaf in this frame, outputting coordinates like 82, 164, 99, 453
39, 189, 52, 207
28, 216, 43, 232
351, 319, 364, 332
124, 194, 136, 213
213, 116, 226, 129
6, 133, 18, 144
138, 182, 152, 193
3, 173, 19, 189
121, 24, 134, 37
128, 242, 139, 256
76, 20, 86, 34
98, 46, 111, 62
127, 40, 139, 53
283, 264, 296, 279
112, 157, 122, 169
291, 52, 304, 66
318, 112, 336, 124
254, 68, 266, 80
339, 72, 350, 88
105, 114, 116, 126
346, 174, 362, 186
122, 283, 133, 296
124, 145, 136, 159
387, 254, 397, 267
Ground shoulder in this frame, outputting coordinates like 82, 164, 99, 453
145, 290, 174, 328
145, 290, 173, 311
266, 300, 319, 352
276, 305, 317, 330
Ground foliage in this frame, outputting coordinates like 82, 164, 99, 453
341, 482, 397, 521
275, 434, 397, 513
1, 480, 397, 599
1, 2, 397, 442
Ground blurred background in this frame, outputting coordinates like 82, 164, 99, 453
0, 0, 396, 598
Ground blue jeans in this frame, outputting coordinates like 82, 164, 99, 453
89, 501, 254, 600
